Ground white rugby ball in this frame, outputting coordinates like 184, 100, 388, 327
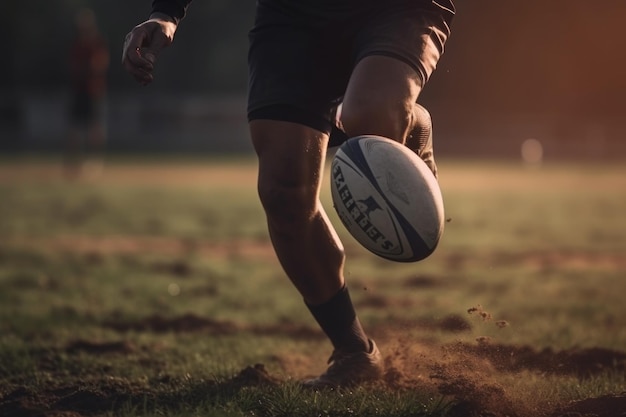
330, 135, 444, 262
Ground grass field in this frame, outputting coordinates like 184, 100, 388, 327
1, 156, 625, 417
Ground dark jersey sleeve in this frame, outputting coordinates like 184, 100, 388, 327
151, 0, 193, 23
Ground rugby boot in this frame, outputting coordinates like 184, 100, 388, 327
301, 339, 383, 389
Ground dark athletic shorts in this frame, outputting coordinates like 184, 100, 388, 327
247, 1, 453, 136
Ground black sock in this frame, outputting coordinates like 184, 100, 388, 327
306, 286, 369, 353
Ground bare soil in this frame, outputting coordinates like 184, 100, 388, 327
1, 161, 624, 416
3, 313, 625, 417
5, 235, 626, 271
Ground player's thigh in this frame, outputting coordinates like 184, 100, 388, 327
342, 55, 422, 132
250, 120, 329, 210
354, 3, 450, 88
341, 4, 450, 135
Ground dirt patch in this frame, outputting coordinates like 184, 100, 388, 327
550, 394, 626, 417
3, 339, 625, 417
450, 342, 626, 379
5, 236, 626, 271
403, 274, 444, 288
2, 236, 277, 261
431, 363, 522, 417
150, 259, 193, 277
227, 363, 281, 388
0, 161, 259, 188
0, 365, 280, 417
61, 314, 626, 416
438, 163, 626, 193
443, 249, 626, 272
104, 313, 241, 334
439, 314, 473, 332
1, 383, 144, 417
102, 312, 475, 341
103, 313, 324, 340
368, 323, 626, 417
493, 250, 626, 271
65, 340, 136, 355
375, 336, 530, 416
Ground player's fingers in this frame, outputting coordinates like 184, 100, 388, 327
122, 31, 156, 85
129, 63, 154, 86
137, 33, 171, 71
122, 49, 153, 85
122, 31, 153, 70
122, 21, 174, 85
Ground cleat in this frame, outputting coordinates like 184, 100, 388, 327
301, 339, 383, 389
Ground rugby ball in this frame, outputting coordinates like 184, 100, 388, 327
330, 135, 444, 262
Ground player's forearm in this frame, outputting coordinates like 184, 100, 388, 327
151, 0, 193, 24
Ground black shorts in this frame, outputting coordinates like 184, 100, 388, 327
247, 1, 453, 135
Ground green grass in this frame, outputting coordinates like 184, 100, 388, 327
0, 156, 625, 416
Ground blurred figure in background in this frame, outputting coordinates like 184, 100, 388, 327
66, 8, 110, 179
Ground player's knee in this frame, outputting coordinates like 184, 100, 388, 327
340, 99, 413, 142
257, 179, 315, 226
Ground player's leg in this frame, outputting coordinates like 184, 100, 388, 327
247, 1, 384, 387
336, 4, 452, 177
331, 89, 437, 177
249, 119, 344, 305
341, 55, 422, 143
249, 119, 382, 387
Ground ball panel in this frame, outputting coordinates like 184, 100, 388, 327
336, 140, 433, 260
331, 153, 410, 259
330, 135, 445, 262
359, 137, 444, 251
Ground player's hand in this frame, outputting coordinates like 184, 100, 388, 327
122, 13, 178, 86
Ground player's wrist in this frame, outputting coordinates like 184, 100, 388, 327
149, 12, 178, 25
148, 12, 179, 40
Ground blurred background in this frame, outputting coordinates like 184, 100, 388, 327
1, 0, 625, 160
